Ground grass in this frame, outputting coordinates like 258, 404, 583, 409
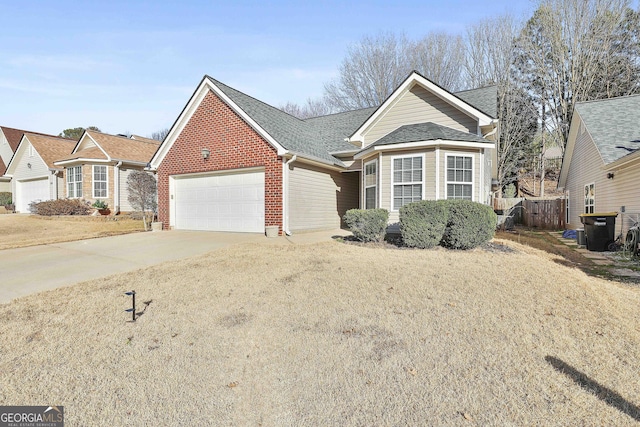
0, 214, 145, 250
1, 239, 640, 425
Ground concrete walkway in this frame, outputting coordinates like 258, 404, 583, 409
0, 229, 350, 304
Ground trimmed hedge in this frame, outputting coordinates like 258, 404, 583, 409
440, 200, 497, 250
29, 199, 92, 216
343, 208, 389, 242
0, 192, 11, 205
399, 200, 449, 248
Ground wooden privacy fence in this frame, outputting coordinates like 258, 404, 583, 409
493, 197, 566, 230
521, 198, 565, 230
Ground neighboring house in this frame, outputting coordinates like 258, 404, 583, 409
559, 95, 640, 235
53, 130, 160, 214
150, 71, 498, 234
4, 133, 75, 212
0, 126, 55, 192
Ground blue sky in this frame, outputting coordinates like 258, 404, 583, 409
1, 0, 536, 137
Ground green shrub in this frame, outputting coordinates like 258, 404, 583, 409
440, 200, 497, 250
399, 200, 449, 248
92, 200, 108, 209
343, 208, 389, 242
29, 199, 91, 216
0, 192, 11, 205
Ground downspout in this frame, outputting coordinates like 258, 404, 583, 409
114, 161, 122, 214
283, 155, 297, 236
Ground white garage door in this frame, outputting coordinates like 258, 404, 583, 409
173, 170, 265, 232
16, 178, 49, 213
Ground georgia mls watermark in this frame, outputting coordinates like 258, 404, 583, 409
0, 406, 63, 427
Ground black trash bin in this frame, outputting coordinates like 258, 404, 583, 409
579, 212, 618, 252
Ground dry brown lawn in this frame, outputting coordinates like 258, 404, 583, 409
1, 239, 640, 425
0, 214, 144, 250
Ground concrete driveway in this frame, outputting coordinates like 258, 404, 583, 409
1, 229, 348, 304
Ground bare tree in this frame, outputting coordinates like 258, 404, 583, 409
411, 32, 467, 91
279, 97, 333, 119
127, 170, 157, 231
324, 32, 414, 111
151, 128, 170, 142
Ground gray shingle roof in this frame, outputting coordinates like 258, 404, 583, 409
206, 76, 346, 166
454, 85, 497, 119
363, 122, 490, 151
205, 76, 493, 166
304, 107, 377, 153
576, 95, 640, 164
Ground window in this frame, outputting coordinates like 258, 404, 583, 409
67, 166, 82, 198
364, 160, 377, 209
392, 156, 423, 210
446, 155, 473, 200
93, 165, 108, 198
584, 183, 595, 214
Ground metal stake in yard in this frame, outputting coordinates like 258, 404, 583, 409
125, 291, 136, 321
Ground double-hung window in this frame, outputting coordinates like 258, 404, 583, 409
364, 160, 377, 209
446, 155, 473, 200
93, 165, 108, 198
392, 156, 423, 210
584, 183, 595, 214
67, 166, 82, 198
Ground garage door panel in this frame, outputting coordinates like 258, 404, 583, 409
174, 170, 265, 232
16, 178, 49, 213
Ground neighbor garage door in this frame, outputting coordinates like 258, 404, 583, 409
16, 178, 49, 213
173, 170, 265, 232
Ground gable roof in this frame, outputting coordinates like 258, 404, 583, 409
5, 133, 76, 173
575, 95, 640, 164
56, 130, 160, 164
559, 94, 640, 187
349, 71, 497, 144
131, 134, 161, 145
0, 126, 63, 175
152, 73, 497, 170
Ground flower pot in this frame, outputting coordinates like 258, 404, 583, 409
98, 209, 110, 216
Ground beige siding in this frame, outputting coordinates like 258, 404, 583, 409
565, 128, 605, 230
0, 130, 13, 169
119, 168, 135, 212
362, 84, 478, 146
566, 128, 640, 234
289, 163, 358, 231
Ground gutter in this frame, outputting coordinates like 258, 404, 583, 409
283, 154, 297, 236
114, 161, 122, 214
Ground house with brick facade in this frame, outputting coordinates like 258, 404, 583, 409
4, 133, 75, 212
150, 71, 498, 234
53, 130, 160, 214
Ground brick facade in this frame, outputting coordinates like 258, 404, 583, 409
157, 90, 283, 232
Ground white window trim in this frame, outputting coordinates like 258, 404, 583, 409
390, 153, 425, 212
92, 164, 109, 199
28, 145, 34, 157
67, 165, 82, 199
445, 153, 475, 201
584, 182, 595, 214
364, 158, 378, 209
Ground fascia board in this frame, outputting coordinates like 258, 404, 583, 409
354, 139, 495, 160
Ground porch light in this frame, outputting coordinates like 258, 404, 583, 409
607, 172, 614, 179
201, 148, 210, 159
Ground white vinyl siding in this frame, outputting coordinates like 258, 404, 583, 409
364, 159, 377, 209
392, 155, 424, 210
93, 165, 108, 198
584, 183, 595, 214
446, 154, 474, 200
362, 84, 478, 146
289, 163, 359, 231
67, 166, 82, 198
